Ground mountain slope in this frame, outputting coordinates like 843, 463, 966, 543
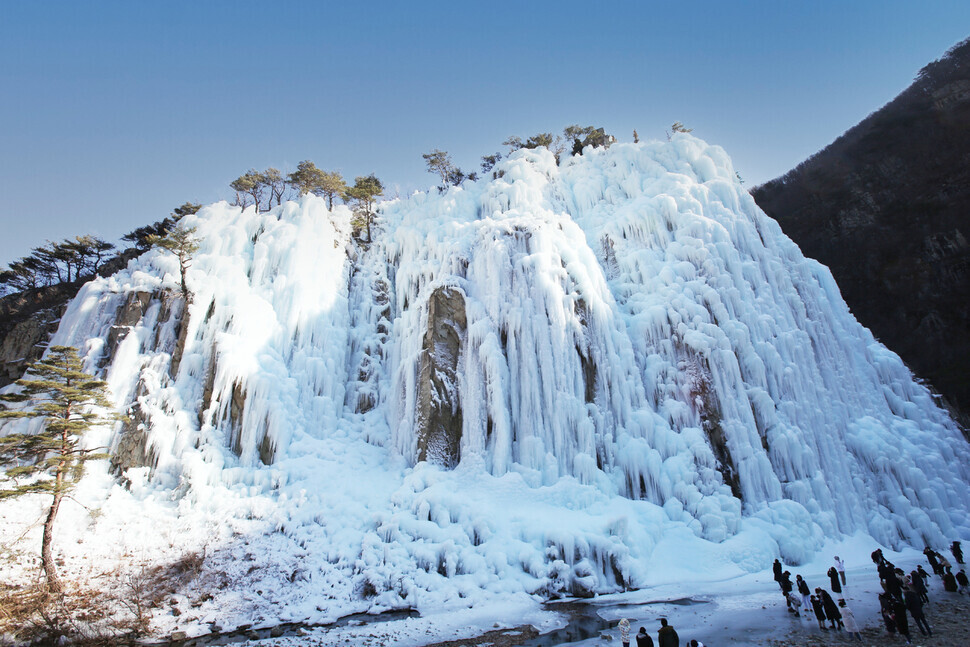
752, 38, 970, 424
1, 136, 968, 637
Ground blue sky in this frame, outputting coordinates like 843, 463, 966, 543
1, 1, 968, 268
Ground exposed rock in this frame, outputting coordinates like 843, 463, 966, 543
0, 248, 140, 385
227, 381, 247, 456
0, 308, 60, 385
753, 37, 970, 428
110, 379, 158, 481
100, 290, 151, 368
415, 286, 466, 468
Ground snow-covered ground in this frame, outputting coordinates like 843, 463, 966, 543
2, 134, 968, 641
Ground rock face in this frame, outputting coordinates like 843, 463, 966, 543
0, 249, 140, 385
415, 286, 466, 468
752, 37, 970, 427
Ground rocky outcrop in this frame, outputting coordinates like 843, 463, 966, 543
752, 37, 970, 427
0, 249, 140, 384
415, 287, 466, 468
0, 307, 61, 386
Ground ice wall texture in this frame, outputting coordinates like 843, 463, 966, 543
23, 135, 970, 612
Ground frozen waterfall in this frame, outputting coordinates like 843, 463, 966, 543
2, 134, 968, 630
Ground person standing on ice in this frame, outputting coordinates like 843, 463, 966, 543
772, 558, 783, 585
810, 594, 826, 629
952, 540, 964, 564
924, 546, 941, 575
618, 618, 632, 647
909, 569, 929, 603
879, 592, 897, 636
827, 565, 843, 600
658, 618, 679, 647
636, 626, 654, 647
779, 571, 795, 611
816, 588, 843, 629
916, 565, 931, 588
956, 568, 969, 594
904, 584, 932, 636
942, 566, 958, 592
892, 596, 913, 644
833, 555, 846, 585
838, 599, 862, 642
796, 574, 811, 611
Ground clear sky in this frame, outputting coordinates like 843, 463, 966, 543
1, 1, 968, 268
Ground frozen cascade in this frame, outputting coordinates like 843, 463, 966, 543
2, 135, 968, 630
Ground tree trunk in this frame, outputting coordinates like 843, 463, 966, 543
42, 487, 64, 594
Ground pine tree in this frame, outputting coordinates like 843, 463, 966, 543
287, 160, 327, 196
0, 346, 117, 593
422, 149, 456, 190
230, 169, 267, 212
345, 174, 384, 242
146, 226, 200, 300
318, 171, 348, 210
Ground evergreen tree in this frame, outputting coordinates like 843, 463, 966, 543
422, 149, 457, 190
0, 346, 116, 593
146, 225, 200, 300
230, 169, 267, 212
345, 174, 383, 242
480, 152, 502, 175
172, 202, 202, 218
287, 160, 327, 196
123, 217, 178, 251
264, 167, 286, 207
318, 171, 348, 210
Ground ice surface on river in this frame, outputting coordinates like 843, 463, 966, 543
2, 134, 968, 636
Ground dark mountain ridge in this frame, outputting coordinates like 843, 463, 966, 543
753, 37, 970, 427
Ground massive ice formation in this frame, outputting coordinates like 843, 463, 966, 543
3, 135, 969, 625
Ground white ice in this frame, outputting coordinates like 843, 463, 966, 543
1, 134, 968, 640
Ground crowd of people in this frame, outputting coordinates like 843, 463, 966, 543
770, 540, 967, 644
611, 540, 966, 647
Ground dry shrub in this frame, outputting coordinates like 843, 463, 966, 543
0, 549, 208, 645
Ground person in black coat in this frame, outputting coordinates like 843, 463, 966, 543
810, 595, 826, 629
796, 574, 811, 609
925, 547, 942, 575
892, 597, 912, 644
952, 540, 964, 564
779, 571, 795, 610
879, 593, 896, 635
942, 567, 958, 592
916, 564, 931, 586
909, 569, 929, 603
816, 588, 843, 629
883, 568, 902, 600
772, 558, 783, 585
904, 586, 932, 636
827, 566, 842, 596
658, 618, 679, 647
636, 626, 654, 647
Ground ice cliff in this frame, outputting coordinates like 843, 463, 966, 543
3, 135, 969, 631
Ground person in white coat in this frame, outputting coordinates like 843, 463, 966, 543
618, 618, 632, 647
838, 599, 862, 642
